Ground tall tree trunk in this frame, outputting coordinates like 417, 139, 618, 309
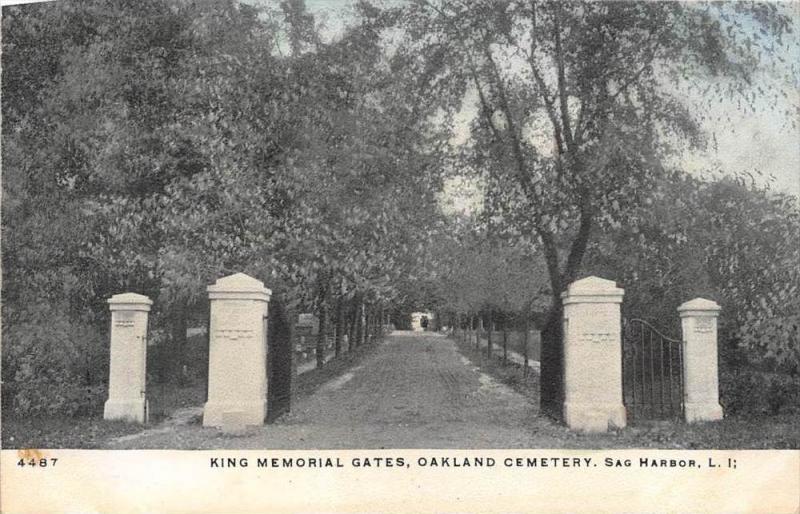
364, 307, 371, 344
316, 302, 328, 369
355, 299, 364, 346
361, 302, 367, 345
315, 276, 330, 370
363, 303, 368, 345
502, 315, 508, 365
334, 295, 344, 357
539, 302, 564, 419
370, 308, 375, 341
523, 315, 530, 375
343, 316, 351, 352
347, 302, 356, 351
472, 314, 478, 349
537, 203, 592, 419
170, 301, 188, 384
486, 313, 494, 358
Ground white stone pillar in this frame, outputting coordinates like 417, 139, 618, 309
562, 277, 626, 432
203, 273, 271, 428
678, 298, 724, 423
104, 293, 152, 423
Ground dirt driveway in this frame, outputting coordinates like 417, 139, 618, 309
110, 331, 543, 449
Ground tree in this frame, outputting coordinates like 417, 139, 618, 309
3, 0, 452, 413
2, 0, 293, 407
424, 212, 547, 358
394, 0, 795, 415
582, 169, 800, 413
269, 0, 450, 365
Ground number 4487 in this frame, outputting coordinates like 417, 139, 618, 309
17, 458, 57, 468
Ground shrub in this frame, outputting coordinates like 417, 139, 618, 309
738, 296, 800, 376
2, 306, 108, 416
720, 367, 800, 417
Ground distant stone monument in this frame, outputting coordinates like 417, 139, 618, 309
561, 276, 626, 432
203, 273, 271, 428
678, 298, 724, 423
104, 292, 152, 423
296, 313, 319, 336
410, 311, 434, 331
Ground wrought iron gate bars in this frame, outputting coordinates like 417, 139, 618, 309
623, 318, 684, 421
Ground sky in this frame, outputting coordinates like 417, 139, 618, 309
267, 0, 800, 200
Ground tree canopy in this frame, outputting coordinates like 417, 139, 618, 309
2, 0, 797, 417
390, 0, 796, 411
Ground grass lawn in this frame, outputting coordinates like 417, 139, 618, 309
461, 329, 542, 361
0, 379, 208, 449
1, 415, 144, 449
453, 335, 800, 449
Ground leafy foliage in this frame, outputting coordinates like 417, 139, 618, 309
581, 170, 800, 412
392, 0, 796, 410
2, 305, 107, 416
2, 0, 797, 419
2, 0, 444, 414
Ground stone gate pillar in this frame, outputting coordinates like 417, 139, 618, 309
203, 273, 271, 427
104, 293, 152, 423
562, 277, 626, 432
678, 298, 724, 423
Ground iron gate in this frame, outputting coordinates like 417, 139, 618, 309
266, 298, 293, 422
622, 318, 684, 421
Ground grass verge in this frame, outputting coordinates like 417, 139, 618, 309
452, 334, 799, 449
1, 415, 143, 449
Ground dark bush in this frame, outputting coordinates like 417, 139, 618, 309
2, 306, 108, 416
721, 367, 800, 417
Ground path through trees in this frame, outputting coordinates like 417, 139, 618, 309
2, 0, 798, 430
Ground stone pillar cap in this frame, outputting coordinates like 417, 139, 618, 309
562, 276, 624, 302
678, 297, 721, 315
108, 292, 153, 311
208, 272, 271, 301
